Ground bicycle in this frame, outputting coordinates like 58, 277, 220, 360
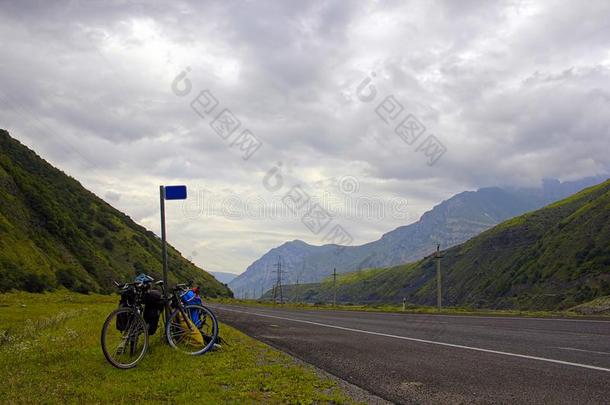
101, 278, 219, 369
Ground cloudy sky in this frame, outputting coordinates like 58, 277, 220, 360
1, 0, 609, 274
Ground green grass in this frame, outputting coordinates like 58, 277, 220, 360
252, 180, 610, 312
211, 297, 610, 320
0, 130, 231, 297
0, 291, 357, 404
571, 295, 610, 315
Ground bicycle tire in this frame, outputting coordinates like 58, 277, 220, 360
165, 304, 218, 355
101, 307, 149, 369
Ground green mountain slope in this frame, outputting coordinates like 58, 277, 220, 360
0, 129, 232, 297
231, 177, 605, 298
277, 180, 610, 310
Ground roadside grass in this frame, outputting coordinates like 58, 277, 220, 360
210, 297, 610, 320
570, 295, 610, 315
0, 291, 357, 404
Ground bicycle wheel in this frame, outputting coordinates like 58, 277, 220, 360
199, 304, 219, 334
166, 304, 218, 355
101, 307, 149, 369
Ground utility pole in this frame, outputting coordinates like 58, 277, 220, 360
435, 244, 444, 312
333, 267, 337, 307
296, 260, 305, 305
294, 276, 300, 304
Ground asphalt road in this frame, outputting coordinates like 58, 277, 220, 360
209, 304, 610, 404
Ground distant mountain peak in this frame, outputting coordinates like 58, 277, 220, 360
229, 175, 607, 298
290, 179, 610, 310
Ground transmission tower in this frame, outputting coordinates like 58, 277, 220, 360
272, 255, 286, 304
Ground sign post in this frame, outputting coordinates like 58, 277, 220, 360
159, 185, 187, 322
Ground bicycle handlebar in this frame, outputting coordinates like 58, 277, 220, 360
112, 280, 147, 291
113, 278, 195, 292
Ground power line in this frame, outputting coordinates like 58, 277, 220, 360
422, 240, 541, 261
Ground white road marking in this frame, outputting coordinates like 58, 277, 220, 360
556, 347, 610, 356
217, 306, 610, 373
294, 308, 610, 323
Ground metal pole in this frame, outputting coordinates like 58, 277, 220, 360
436, 244, 442, 312
333, 267, 337, 307
278, 257, 283, 304
160, 186, 169, 322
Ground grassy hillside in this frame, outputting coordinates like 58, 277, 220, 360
274, 180, 610, 310
0, 129, 231, 297
231, 178, 605, 298
0, 291, 355, 403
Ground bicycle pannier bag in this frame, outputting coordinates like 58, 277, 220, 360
181, 289, 204, 328
115, 289, 135, 331
143, 289, 163, 335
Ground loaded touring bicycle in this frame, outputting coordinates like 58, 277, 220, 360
101, 274, 219, 369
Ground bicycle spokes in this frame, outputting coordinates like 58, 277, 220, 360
101, 308, 148, 369
166, 305, 218, 355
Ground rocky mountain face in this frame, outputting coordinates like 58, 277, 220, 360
229, 176, 606, 298
274, 179, 610, 310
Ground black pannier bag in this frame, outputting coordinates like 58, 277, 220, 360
142, 289, 164, 335
116, 289, 135, 332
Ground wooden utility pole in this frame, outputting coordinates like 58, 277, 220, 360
435, 244, 444, 312
333, 268, 337, 307
294, 276, 300, 304
297, 261, 305, 305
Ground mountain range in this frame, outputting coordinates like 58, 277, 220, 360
229, 176, 607, 298
271, 179, 610, 310
0, 129, 232, 297
210, 271, 238, 284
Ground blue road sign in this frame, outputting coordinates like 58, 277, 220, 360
164, 185, 187, 200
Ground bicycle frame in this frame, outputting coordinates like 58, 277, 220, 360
158, 283, 197, 341
103, 278, 217, 369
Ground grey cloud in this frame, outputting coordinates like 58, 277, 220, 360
1, 0, 608, 273
104, 190, 122, 202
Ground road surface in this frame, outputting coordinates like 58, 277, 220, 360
210, 304, 610, 404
